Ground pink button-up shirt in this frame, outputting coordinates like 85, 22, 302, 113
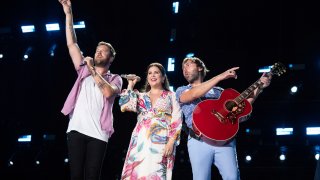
61, 66, 123, 137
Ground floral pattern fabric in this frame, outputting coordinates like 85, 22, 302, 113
119, 89, 182, 180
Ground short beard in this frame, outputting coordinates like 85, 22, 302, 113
185, 73, 199, 84
94, 58, 110, 67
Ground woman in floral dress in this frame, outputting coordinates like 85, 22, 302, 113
119, 62, 182, 180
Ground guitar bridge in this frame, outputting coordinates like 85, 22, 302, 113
211, 109, 226, 123
227, 101, 246, 124
227, 114, 237, 124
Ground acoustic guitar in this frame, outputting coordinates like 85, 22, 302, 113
192, 62, 286, 145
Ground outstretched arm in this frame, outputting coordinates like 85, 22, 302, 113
179, 67, 239, 103
59, 0, 83, 70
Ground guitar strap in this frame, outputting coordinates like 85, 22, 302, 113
189, 127, 202, 141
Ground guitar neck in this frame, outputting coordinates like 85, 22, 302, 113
234, 80, 263, 104
234, 71, 271, 104
232, 62, 286, 104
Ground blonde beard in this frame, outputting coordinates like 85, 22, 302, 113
94, 58, 110, 67
186, 73, 200, 83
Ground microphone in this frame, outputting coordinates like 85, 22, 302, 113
121, 74, 141, 82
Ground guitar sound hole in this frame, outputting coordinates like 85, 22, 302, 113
225, 101, 237, 111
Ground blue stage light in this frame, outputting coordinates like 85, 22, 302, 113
18, 135, 32, 142
168, 58, 175, 72
279, 154, 286, 161
186, 53, 195, 58
49, 44, 57, 57
172, 2, 179, 14
74, 21, 85, 29
21, 25, 35, 33
290, 86, 298, 93
23, 47, 33, 61
276, 128, 293, 136
258, 65, 272, 73
306, 127, 320, 135
46, 23, 60, 31
245, 155, 252, 162
170, 28, 176, 42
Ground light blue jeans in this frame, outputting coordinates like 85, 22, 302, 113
187, 136, 240, 180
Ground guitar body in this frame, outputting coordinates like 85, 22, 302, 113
192, 88, 252, 146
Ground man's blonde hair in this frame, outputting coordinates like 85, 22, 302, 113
183, 57, 209, 78
98, 41, 116, 58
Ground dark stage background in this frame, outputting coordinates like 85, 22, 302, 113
0, 0, 319, 179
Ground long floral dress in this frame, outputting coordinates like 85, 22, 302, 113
119, 89, 182, 180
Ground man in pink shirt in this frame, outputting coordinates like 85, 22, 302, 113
59, 0, 122, 179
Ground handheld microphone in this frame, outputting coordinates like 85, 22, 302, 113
120, 74, 141, 82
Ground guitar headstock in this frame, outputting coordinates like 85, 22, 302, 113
270, 62, 286, 76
